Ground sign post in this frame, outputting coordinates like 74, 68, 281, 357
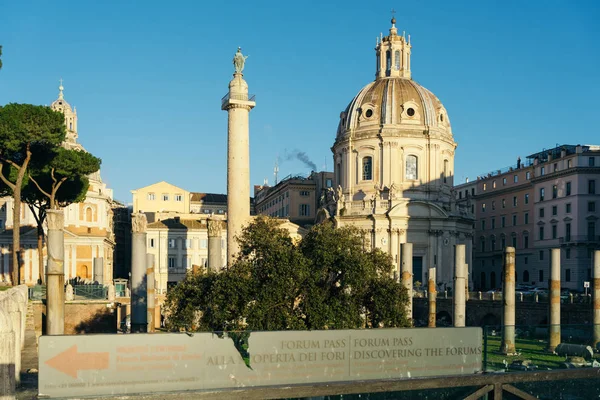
584, 281, 590, 296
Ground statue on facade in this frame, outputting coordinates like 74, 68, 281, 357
336, 185, 345, 204
233, 47, 249, 74
388, 182, 398, 200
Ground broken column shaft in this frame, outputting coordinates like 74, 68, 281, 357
428, 267, 436, 328
549, 248, 561, 352
501, 246, 516, 354
453, 244, 466, 327
400, 243, 413, 323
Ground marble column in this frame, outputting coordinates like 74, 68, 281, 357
501, 247, 516, 354
46, 209, 65, 335
401, 243, 413, 323
428, 267, 437, 328
131, 213, 147, 333
207, 219, 224, 271
222, 59, 255, 266
549, 248, 561, 352
146, 254, 155, 333
0, 306, 15, 398
593, 250, 600, 347
453, 244, 466, 327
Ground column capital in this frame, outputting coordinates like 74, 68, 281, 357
46, 209, 64, 230
131, 213, 147, 234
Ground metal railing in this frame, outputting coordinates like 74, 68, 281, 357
412, 290, 592, 304
73, 284, 107, 299
221, 92, 256, 107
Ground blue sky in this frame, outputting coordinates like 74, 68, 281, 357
1, 0, 599, 203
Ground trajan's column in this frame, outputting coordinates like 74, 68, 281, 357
222, 48, 255, 265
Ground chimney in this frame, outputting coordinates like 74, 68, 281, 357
174, 216, 180, 223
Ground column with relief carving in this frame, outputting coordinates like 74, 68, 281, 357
131, 213, 148, 333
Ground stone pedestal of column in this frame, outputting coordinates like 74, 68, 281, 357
46, 209, 65, 335
207, 219, 224, 271
400, 243, 413, 323
501, 247, 516, 354
131, 213, 148, 333
453, 244, 466, 327
549, 248, 561, 352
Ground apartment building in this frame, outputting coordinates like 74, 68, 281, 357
254, 171, 334, 227
456, 144, 600, 291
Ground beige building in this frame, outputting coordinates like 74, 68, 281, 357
147, 215, 306, 293
329, 18, 474, 288
254, 171, 334, 227
0, 83, 116, 285
131, 181, 230, 222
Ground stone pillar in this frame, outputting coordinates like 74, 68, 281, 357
207, 219, 224, 271
593, 250, 600, 347
222, 64, 255, 266
400, 243, 413, 323
453, 244, 466, 327
65, 284, 74, 301
46, 209, 65, 335
131, 213, 147, 333
501, 247, 516, 354
428, 267, 437, 328
5, 292, 22, 386
549, 248, 561, 352
0, 306, 15, 399
146, 254, 155, 333
93, 257, 104, 284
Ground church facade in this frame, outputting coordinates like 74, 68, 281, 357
330, 19, 474, 288
0, 83, 116, 285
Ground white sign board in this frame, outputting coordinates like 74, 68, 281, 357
584, 281, 590, 288
39, 327, 482, 398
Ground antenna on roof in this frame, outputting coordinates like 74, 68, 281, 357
274, 158, 279, 185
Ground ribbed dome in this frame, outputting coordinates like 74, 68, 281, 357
336, 77, 452, 139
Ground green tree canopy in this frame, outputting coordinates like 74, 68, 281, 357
164, 217, 410, 332
22, 147, 100, 283
0, 103, 66, 284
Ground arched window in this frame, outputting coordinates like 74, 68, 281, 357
85, 207, 92, 222
394, 50, 400, 70
336, 162, 341, 186
490, 272, 497, 289
386, 51, 391, 74
480, 272, 486, 290
523, 270, 530, 282
362, 157, 373, 181
376, 53, 380, 73
406, 155, 418, 180
443, 159, 449, 184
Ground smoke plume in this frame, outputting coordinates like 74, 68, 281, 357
284, 149, 317, 171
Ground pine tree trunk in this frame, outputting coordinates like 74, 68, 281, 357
37, 225, 44, 285
12, 198, 20, 285
10, 150, 31, 286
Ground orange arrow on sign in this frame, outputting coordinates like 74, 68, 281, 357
46, 345, 109, 378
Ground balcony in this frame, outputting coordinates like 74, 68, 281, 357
221, 92, 256, 108
559, 235, 600, 244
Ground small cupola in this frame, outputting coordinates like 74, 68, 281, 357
375, 16, 412, 80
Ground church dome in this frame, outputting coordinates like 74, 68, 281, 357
337, 77, 452, 139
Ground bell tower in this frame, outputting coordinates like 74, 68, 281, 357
375, 16, 412, 80
50, 79, 79, 145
